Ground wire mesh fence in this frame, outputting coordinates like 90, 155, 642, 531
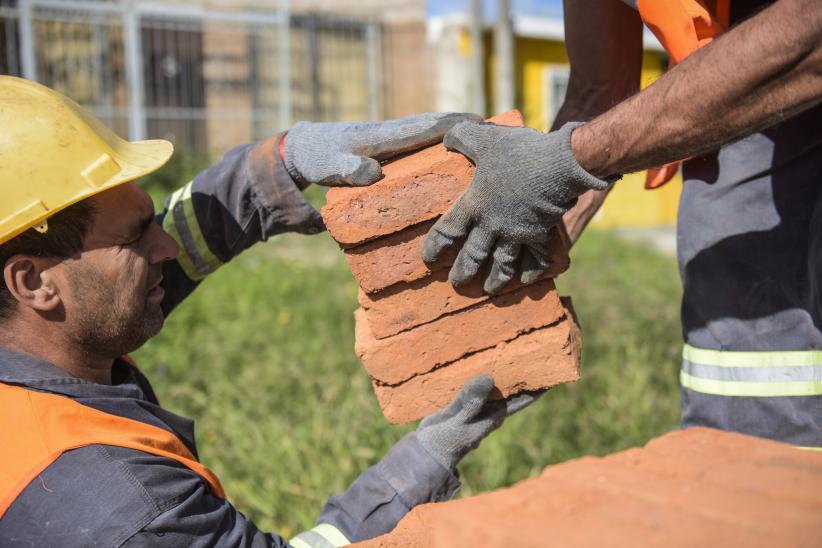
0, 0, 383, 157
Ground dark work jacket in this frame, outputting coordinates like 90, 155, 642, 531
0, 135, 460, 547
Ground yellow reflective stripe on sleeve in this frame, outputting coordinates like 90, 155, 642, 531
683, 344, 822, 368
161, 181, 224, 282
681, 370, 822, 397
289, 537, 314, 548
179, 182, 223, 273
162, 185, 200, 281
312, 523, 350, 546
797, 446, 822, 452
289, 523, 350, 548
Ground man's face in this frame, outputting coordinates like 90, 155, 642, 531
58, 183, 179, 358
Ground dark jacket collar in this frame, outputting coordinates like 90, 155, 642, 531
0, 347, 148, 401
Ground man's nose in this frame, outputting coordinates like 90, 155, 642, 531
147, 222, 180, 264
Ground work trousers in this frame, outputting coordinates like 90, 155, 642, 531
677, 105, 822, 448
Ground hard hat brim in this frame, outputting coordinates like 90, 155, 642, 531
0, 138, 174, 246
0, 76, 176, 246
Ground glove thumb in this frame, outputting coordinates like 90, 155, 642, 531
450, 374, 496, 423
420, 374, 495, 428
443, 121, 493, 163
504, 389, 545, 416
330, 154, 383, 186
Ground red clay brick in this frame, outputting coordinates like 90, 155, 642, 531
372, 303, 581, 424
354, 428, 822, 547
322, 110, 525, 247
355, 279, 566, 385
359, 266, 572, 340
345, 220, 571, 294
322, 109, 581, 428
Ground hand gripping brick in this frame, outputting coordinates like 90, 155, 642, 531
321, 110, 582, 424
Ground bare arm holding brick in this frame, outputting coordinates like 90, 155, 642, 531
425, 0, 822, 291
572, 0, 822, 180
553, 0, 644, 244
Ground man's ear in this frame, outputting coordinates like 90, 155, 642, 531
3, 255, 63, 313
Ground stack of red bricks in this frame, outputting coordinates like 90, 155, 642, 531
321, 111, 581, 424
354, 428, 822, 547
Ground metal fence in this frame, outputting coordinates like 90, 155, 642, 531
0, 0, 383, 156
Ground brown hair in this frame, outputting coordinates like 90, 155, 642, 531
0, 201, 96, 319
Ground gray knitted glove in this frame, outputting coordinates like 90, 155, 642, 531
417, 375, 541, 471
422, 121, 611, 294
284, 112, 482, 187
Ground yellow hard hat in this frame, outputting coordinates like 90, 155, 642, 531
0, 76, 173, 245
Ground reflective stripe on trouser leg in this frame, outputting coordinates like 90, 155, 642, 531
289, 523, 350, 548
680, 344, 822, 397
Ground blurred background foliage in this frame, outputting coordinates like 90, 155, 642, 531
135, 159, 682, 536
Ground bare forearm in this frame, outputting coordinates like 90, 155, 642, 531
555, 0, 640, 245
572, 0, 822, 179
552, 0, 643, 130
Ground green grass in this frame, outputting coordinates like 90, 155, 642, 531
132, 221, 682, 536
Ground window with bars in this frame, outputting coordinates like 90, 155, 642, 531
0, 0, 22, 76
543, 65, 569, 128
0, 3, 380, 158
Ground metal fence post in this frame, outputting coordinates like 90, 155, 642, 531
18, 0, 38, 81
494, 0, 514, 113
122, 0, 146, 141
366, 20, 381, 120
278, 0, 291, 130
469, 0, 486, 116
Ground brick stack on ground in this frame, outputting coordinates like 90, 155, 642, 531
322, 110, 581, 424
354, 428, 822, 547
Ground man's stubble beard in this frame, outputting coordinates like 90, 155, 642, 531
66, 263, 165, 359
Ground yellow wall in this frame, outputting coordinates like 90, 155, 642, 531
487, 36, 682, 228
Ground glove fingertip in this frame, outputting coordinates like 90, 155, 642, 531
483, 241, 520, 294
449, 228, 494, 287
449, 259, 485, 288
421, 229, 451, 264
483, 273, 507, 295
520, 269, 545, 285
519, 246, 551, 285
460, 374, 496, 416
484, 261, 515, 294
506, 389, 546, 416
437, 373, 493, 420
448, 264, 470, 288
346, 157, 384, 186
467, 373, 495, 392
423, 208, 470, 264
443, 122, 468, 145
435, 112, 483, 128
506, 395, 535, 415
443, 121, 484, 162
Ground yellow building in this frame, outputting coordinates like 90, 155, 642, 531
432, 15, 681, 228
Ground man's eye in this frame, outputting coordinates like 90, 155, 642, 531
121, 235, 142, 247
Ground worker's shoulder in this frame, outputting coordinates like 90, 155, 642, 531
0, 444, 209, 548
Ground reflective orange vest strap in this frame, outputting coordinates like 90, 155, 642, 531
644, 162, 682, 190
637, 0, 729, 64
636, 0, 730, 189
0, 382, 226, 519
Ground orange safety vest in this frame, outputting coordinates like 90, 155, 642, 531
0, 382, 226, 520
636, 0, 730, 189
